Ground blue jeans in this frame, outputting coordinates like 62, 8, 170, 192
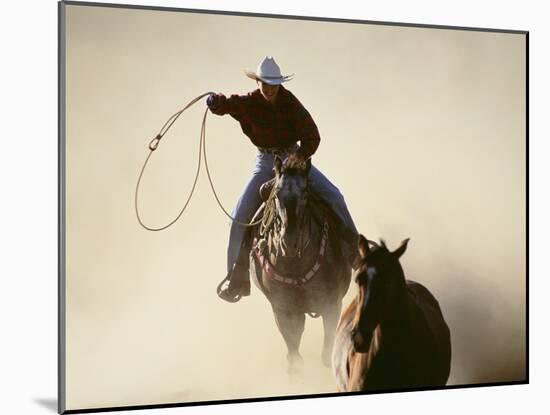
227, 149, 358, 272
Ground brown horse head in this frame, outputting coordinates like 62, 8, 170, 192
272, 155, 312, 257
350, 235, 410, 352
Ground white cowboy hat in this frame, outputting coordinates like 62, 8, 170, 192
244, 56, 294, 85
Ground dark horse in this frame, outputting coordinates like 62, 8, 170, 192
247, 156, 352, 374
332, 235, 451, 391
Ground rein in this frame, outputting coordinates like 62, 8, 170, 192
134, 92, 267, 231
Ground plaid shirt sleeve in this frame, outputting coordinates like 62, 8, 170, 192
290, 96, 321, 160
209, 93, 250, 116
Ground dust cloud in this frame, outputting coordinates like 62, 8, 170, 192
63, 4, 525, 410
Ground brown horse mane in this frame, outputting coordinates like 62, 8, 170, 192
280, 155, 310, 177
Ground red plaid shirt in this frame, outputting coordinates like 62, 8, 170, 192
209, 85, 320, 159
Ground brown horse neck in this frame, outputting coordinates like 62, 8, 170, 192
365, 295, 414, 364
380, 270, 414, 333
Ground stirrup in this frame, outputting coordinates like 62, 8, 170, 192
216, 273, 250, 303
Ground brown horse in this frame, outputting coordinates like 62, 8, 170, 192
332, 235, 451, 391
247, 156, 352, 374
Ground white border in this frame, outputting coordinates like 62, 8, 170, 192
1, 1, 544, 414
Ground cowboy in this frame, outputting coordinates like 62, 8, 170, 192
207, 56, 358, 302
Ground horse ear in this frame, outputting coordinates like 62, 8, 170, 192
358, 234, 370, 258
392, 238, 410, 259
274, 156, 282, 177
304, 158, 312, 176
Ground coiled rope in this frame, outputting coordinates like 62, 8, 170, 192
135, 92, 275, 232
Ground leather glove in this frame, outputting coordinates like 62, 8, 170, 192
206, 93, 220, 109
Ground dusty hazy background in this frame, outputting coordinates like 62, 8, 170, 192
64, 4, 526, 411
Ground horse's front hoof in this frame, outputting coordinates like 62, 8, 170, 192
287, 354, 304, 377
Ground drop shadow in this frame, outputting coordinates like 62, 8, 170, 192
34, 398, 57, 412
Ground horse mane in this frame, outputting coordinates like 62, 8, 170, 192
281, 157, 308, 177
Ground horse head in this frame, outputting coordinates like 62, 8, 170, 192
272, 155, 311, 257
350, 235, 410, 353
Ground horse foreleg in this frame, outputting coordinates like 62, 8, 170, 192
321, 301, 342, 368
272, 308, 305, 375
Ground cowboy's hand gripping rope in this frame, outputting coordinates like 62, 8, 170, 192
134, 92, 271, 232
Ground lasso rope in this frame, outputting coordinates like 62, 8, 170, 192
259, 186, 279, 237
135, 92, 276, 231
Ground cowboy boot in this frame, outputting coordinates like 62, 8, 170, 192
217, 262, 251, 303
217, 231, 253, 303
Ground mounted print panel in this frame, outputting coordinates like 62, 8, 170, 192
59, 1, 527, 413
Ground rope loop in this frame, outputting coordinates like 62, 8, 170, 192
135, 92, 269, 231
